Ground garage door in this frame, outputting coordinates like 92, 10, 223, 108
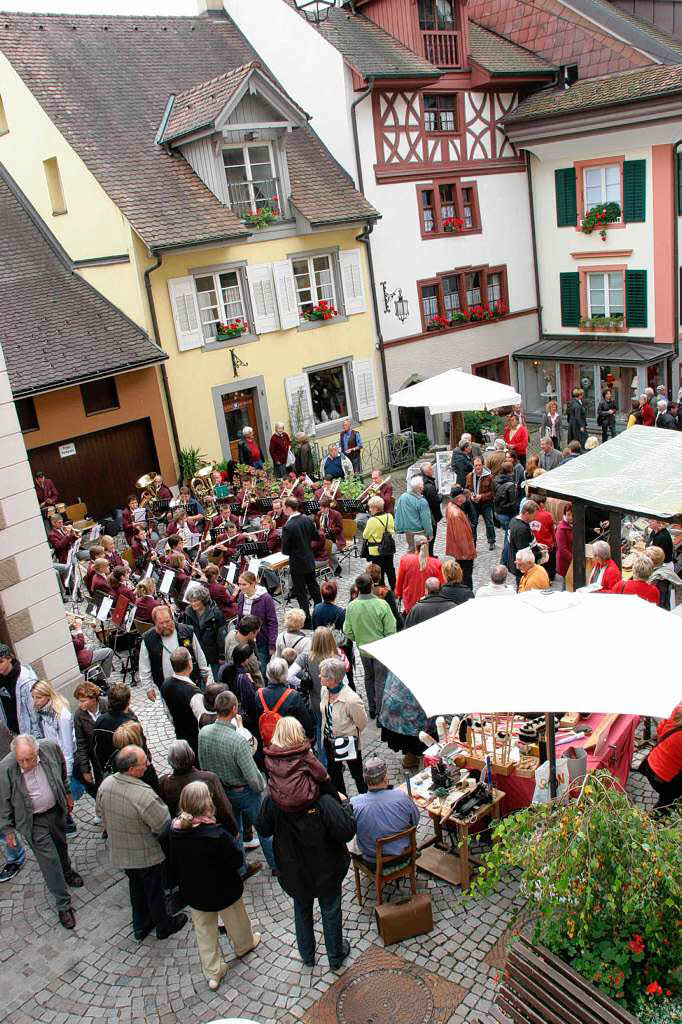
27, 418, 159, 520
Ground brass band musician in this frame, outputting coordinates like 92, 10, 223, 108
313, 496, 345, 576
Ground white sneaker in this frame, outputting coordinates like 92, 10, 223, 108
243, 836, 260, 849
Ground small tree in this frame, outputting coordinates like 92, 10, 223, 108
469, 773, 682, 1013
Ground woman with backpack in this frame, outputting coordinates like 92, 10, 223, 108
296, 628, 349, 766
256, 657, 315, 750
362, 495, 396, 588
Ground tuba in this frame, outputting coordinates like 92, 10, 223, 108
136, 472, 158, 507
191, 463, 217, 516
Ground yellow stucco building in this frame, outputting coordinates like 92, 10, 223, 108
0, 8, 383, 482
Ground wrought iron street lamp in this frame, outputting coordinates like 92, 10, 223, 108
292, 0, 336, 23
381, 281, 410, 323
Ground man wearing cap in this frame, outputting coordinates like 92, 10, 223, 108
445, 486, 477, 590
350, 757, 419, 864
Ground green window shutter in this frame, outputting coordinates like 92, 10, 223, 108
560, 272, 580, 327
623, 159, 646, 222
678, 151, 682, 216
555, 168, 577, 227
626, 270, 647, 328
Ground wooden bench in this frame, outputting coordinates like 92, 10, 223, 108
482, 935, 639, 1024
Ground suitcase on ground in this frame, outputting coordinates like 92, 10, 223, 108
374, 893, 433, 944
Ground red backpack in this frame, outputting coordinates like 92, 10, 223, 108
257, 688, 293, 746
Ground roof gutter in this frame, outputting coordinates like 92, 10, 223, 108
671, 140, 681, 393
350, 81, 391, 432
143, 253, 182, 476
525, 149, 544, 348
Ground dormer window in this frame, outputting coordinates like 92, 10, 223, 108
418, 0, 460, 67
418, 0, 455, 30
223, 143, 279, 220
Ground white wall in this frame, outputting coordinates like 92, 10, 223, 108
531, 145, 654, 337
225, 0, 357, 181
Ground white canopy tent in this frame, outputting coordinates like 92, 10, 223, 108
361, 590, 682, 718
389, 368, 521, 415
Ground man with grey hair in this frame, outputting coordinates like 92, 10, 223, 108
349, 756, 419, 864
655, 399, 675, 430
588, 540, 621, 591
199, 690, 275, 876
404, 577, 457, 627
451, 438, 473, 487
394, 475, 433, 551
539, 435, 564, 472
476, 565, 516, 598
485, 437, 508, 478
459, 431, 482, 460
97, 745, 187, 941
158, 739, 238, 835
516, 547, 550, 592
160, 647, 200, 757
0, 734, 82, 928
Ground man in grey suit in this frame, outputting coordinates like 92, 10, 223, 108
539, 435, 564, 472
0, 735, 83, 928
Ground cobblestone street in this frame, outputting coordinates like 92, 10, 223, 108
0, 519, 657, 1024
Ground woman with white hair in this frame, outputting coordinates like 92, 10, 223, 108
606, 553, 659, 604
394, 475, 433, 552
269, 422, 291, 479
319, 656, 368, 796
237, 425, 264, 469
275, 608, 311, 658
259, 657, 314, 744
588, 540, 621, 591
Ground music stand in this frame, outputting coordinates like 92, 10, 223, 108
302, 500, 320, 516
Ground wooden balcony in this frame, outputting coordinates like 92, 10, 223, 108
422, 30, 460, 68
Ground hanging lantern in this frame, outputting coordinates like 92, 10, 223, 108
394, 290, 410, 323
292, 0, 336, 23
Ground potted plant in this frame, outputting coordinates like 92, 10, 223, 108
449, 311, 469, 326
215, 319, 248, 340
303, 299, 338, 322
580, 201, 621, 235
580, 313, 625, 332
469, 773, 681, 1015
428, 313, 450, 330
491, 300, 508, 319
443, 216, 465, 233
468, 304, 492, 322
242, 198, 279, 229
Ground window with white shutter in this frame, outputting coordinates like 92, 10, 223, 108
352, 358, 378, 422
339, 249, 366, 315
167, 276, 203, 351
246, 264, 280, 334
285, 374, 315, 434
272, 260, 300, 330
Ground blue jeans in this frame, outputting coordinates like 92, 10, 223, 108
473, 503, 496, 546
293, 887, 344, 966
0, 830, 25, 867
257, 642, 270, 682
313, 710, 327, 768
224, 786, 276, 873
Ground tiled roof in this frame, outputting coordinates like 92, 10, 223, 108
556, 0, 682, 63
0, 13, 376, 250
160, 64, 259, 144
309, 8, 441, 78
0, 165, 166, 399
469, 22, 557, 74
284, 125, 377, 226
507, 61, 682, 122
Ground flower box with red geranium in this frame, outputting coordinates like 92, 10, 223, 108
443, 216, 465, 234
242, 197, 280, 229
428, 314, 450, 330
492, 300, 508, 319
303, 300, 338, 322
580, 201, 621, 236
215, 319, 248, 340
468, 304, 492, 322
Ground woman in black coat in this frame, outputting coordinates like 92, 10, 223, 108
72, 681, 108, 797
440, 558, 474, 605
168, 781, 260, 991
257, 788, 356, 970
184, 588, 226, 680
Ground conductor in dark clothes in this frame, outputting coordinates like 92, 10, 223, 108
160, 648, 200, 757
281, 497, 321, 629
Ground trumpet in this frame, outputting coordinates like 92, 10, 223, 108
66, 610, 99, 629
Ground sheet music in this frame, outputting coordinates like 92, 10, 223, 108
133, 507, 147, 524
225, 563, 237, 584
89, 523, 102, 541
97, 596, 114, 622
124, 603, 137, 631
159, 569, 175, 596
247, 557, 261, 576
144, 562, 154, 579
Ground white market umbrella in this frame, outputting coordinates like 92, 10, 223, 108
361, 590, 681, 718
389, 367, 521, 415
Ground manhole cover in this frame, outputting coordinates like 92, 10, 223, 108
336, 967, 434, 1024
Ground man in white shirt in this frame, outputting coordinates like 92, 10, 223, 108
476, 565, 516, 598
139, 605, 211, 701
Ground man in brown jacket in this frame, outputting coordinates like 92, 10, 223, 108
465, 457, 496, 551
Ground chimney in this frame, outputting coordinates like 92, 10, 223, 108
196, 0, 225, 15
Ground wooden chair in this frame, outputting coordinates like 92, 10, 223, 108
342, 517, 359, 556
121, 547, 135, 569
351, 826, 418, 907
314, 539, 334, 584
64, 501, 95, 532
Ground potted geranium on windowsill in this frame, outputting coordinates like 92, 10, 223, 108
428, 314, 450, 330
580, 201, 621, 236
215, 319, 248, 340
443, 216, 465, 233
243, 198, 279, 229
303, 300, 337, 322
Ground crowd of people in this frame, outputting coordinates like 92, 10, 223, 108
1, 414, 680, 989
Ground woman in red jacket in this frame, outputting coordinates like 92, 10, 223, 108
555, 505, 573, 586
529, 493, 557, 581
607, 553, 658, 604
268, 423, 291, 479
503, 414, 529, 468
588, 540, 622, 591
639, 703, 682, 810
